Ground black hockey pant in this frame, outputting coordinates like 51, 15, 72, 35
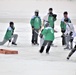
39, 40, 53, 53
31, 29, 39, 44
62, 33, 66, 45
68, 45, 76, 58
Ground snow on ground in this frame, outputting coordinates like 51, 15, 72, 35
0, 23, 76, 75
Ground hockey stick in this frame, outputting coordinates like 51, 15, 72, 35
34, 30, 40, 37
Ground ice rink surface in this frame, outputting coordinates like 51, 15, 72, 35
0, 0, 76, 75
0, 23, 76, 75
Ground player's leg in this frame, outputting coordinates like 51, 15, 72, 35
11, 34, 18, 45
61, 29, 66, 45
39, 40, 47, 53
70, 41, 73, 49
0, 39, 8, 45
62, 33, 66, 45
46, 41, 53, 54
40, 37, 44, 47
67, 45, 76, 60
64, 35, 69, 49
31, 29, 35, 44
34, 29, 39, 45
70, 36, 73, 49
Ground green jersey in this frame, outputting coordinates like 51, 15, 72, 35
30, 16, 41, 29
4, 27, 14, 40
48, 15, 56, 28
60, 18, 71, 30
41, 27, 54, 41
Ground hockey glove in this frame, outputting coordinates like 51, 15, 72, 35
53, 14, 57, 18
61, 29, 65, 33
70, 32, 73, 36
9, 39, 11, 42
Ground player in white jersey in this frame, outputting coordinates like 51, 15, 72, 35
64, 18, 75, 50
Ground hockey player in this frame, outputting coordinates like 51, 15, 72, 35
64, 18, 74, 50
60, 11, 71, 46
30, 10, 41, 45
67, 33, 76, 60
39, 22, 54, 54
0, 22, 18, 45
43, 8, 57, 29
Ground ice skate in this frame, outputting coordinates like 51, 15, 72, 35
46, 52, 49, 54
64, 46, 69, 50
67, 57, 70, 60
12, 42, 17, 45
35, 43, 39, 45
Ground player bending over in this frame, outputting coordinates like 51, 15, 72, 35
0, 22, 18, 46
